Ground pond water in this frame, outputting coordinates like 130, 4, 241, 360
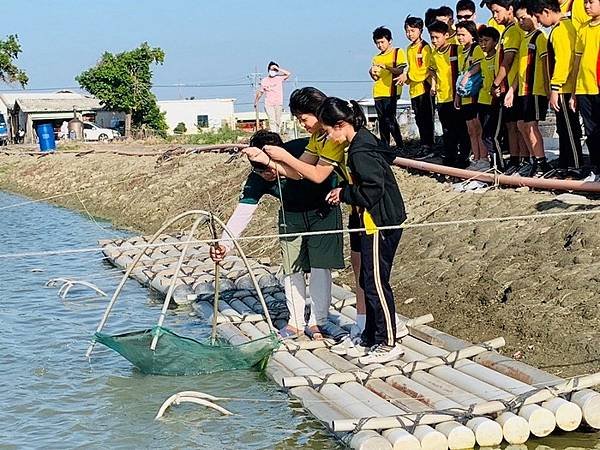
0, 190, 597, 449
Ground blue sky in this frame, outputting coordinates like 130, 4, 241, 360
5, 0, 491, 109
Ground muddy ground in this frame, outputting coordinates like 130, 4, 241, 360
1, 142, 599, 378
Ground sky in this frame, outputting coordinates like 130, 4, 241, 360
4, 0, 491, 110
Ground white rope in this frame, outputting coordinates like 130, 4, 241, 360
2, 206, 600, 260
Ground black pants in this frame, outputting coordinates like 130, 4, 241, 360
375, 97, 404, 148
579, 94, 600, 170
411, 92, 435, 147
437, 102, 470, 166
479, 103, 504, 170
555, 93, 583, 169
359, 228, 402, 347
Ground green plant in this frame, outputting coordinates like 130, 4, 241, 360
76, 43, 167, 136
167, 124, 249, 145
173, 122, 187, 135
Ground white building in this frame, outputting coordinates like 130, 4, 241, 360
158, 98, 236, 134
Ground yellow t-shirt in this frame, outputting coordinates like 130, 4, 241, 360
305, 131, 351, 183
562, 0, 590, 31
487, 17, 505, 34
458, 44, 485, 105
575, 21, 600, 95
430, 44, 459, 104
547, 17, 578, 94
479, 53, 498, 105
372, 48, 407, 98
496, 22, 522, 89
518, 29, 548, 97
406, 41, 432, 98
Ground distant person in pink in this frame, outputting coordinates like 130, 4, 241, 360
255, 61, 291, 133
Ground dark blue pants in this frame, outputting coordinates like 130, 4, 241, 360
359, 228, 402, 347
375, 97, 404, 148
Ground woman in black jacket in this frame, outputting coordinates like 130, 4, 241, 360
321, 97, 407, 364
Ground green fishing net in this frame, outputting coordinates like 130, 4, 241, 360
94, 326, 280, 376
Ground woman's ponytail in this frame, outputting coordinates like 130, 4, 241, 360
317, 97, 366, 131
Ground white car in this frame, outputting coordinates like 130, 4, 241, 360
83, 122, 118, 141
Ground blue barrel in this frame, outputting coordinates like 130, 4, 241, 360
36, 123, 56, 152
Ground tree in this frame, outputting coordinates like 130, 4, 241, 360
76, 42, 167, 137
0, 34, 28, 87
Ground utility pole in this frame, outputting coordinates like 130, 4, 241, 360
248, 67, 262, 131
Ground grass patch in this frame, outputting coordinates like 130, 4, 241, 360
167, 125, 249, 145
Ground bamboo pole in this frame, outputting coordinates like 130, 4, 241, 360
401, 336, 561, 436
411, 323, 600, 430
281, 338, 505, 388
331, 372, 600, 432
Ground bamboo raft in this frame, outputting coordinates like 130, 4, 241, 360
99, 233, 600, 450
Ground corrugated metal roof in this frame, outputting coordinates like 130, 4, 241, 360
15, 97, 104, 113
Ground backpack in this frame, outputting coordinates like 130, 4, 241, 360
456, 44, 483, 97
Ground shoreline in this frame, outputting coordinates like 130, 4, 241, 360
2, 144, 599, 378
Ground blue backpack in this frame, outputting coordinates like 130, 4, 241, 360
456, 44, 483, 98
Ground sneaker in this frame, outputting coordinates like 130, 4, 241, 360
358, 343, 405, 365
331, 336, 370, 357
476, 160, 491, 171
503, 163, 520, 176
517, 162, 535, 177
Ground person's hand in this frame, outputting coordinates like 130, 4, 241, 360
549, 91, 560, 112
492, 84, 502, 98
394, 73, 408, 86
242, 146, 270, 165
325, 188, 342, 205
454, 96, 461, 110
430, 85, 437, 97
209, 244, 227, 262
263, 145, 288, 162
260, 167, 277, 182
504, 87, 514, 108
460, 73, 470, 87
569, 95, 577, 113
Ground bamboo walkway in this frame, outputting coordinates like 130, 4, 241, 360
100, 234, 600, 450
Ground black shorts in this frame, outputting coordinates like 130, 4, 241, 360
502, 101, 519, 123
348, 210, 361, 253
461, 103, 479, 121
518, 95, 548, 122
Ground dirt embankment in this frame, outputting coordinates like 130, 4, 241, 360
1, 144, 599, 377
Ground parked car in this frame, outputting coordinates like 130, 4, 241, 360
83, 122, 118, 142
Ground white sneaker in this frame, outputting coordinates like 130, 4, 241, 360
358, 343, 404, 365
331, 336, 370, 357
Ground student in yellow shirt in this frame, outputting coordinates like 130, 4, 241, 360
478, 26, 504, 168
506, 2, 551, 177
436, 6, 460, 44
480, 0, 507, 32
561, 0, 590, 30
369, 26, 408, 149
528, 0, 583, 170
428, 20, 471, 167
490, 0, 526, 173
571, 0, 600, 171
455, 21, 488, 169
398, 16, 435, 151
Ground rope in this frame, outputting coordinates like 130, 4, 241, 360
3, 205, 600, 260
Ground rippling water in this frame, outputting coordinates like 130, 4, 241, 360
0, 190, 597, 449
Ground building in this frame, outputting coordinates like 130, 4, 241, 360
157, 98, 235, 134
0, 91, 124, 143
